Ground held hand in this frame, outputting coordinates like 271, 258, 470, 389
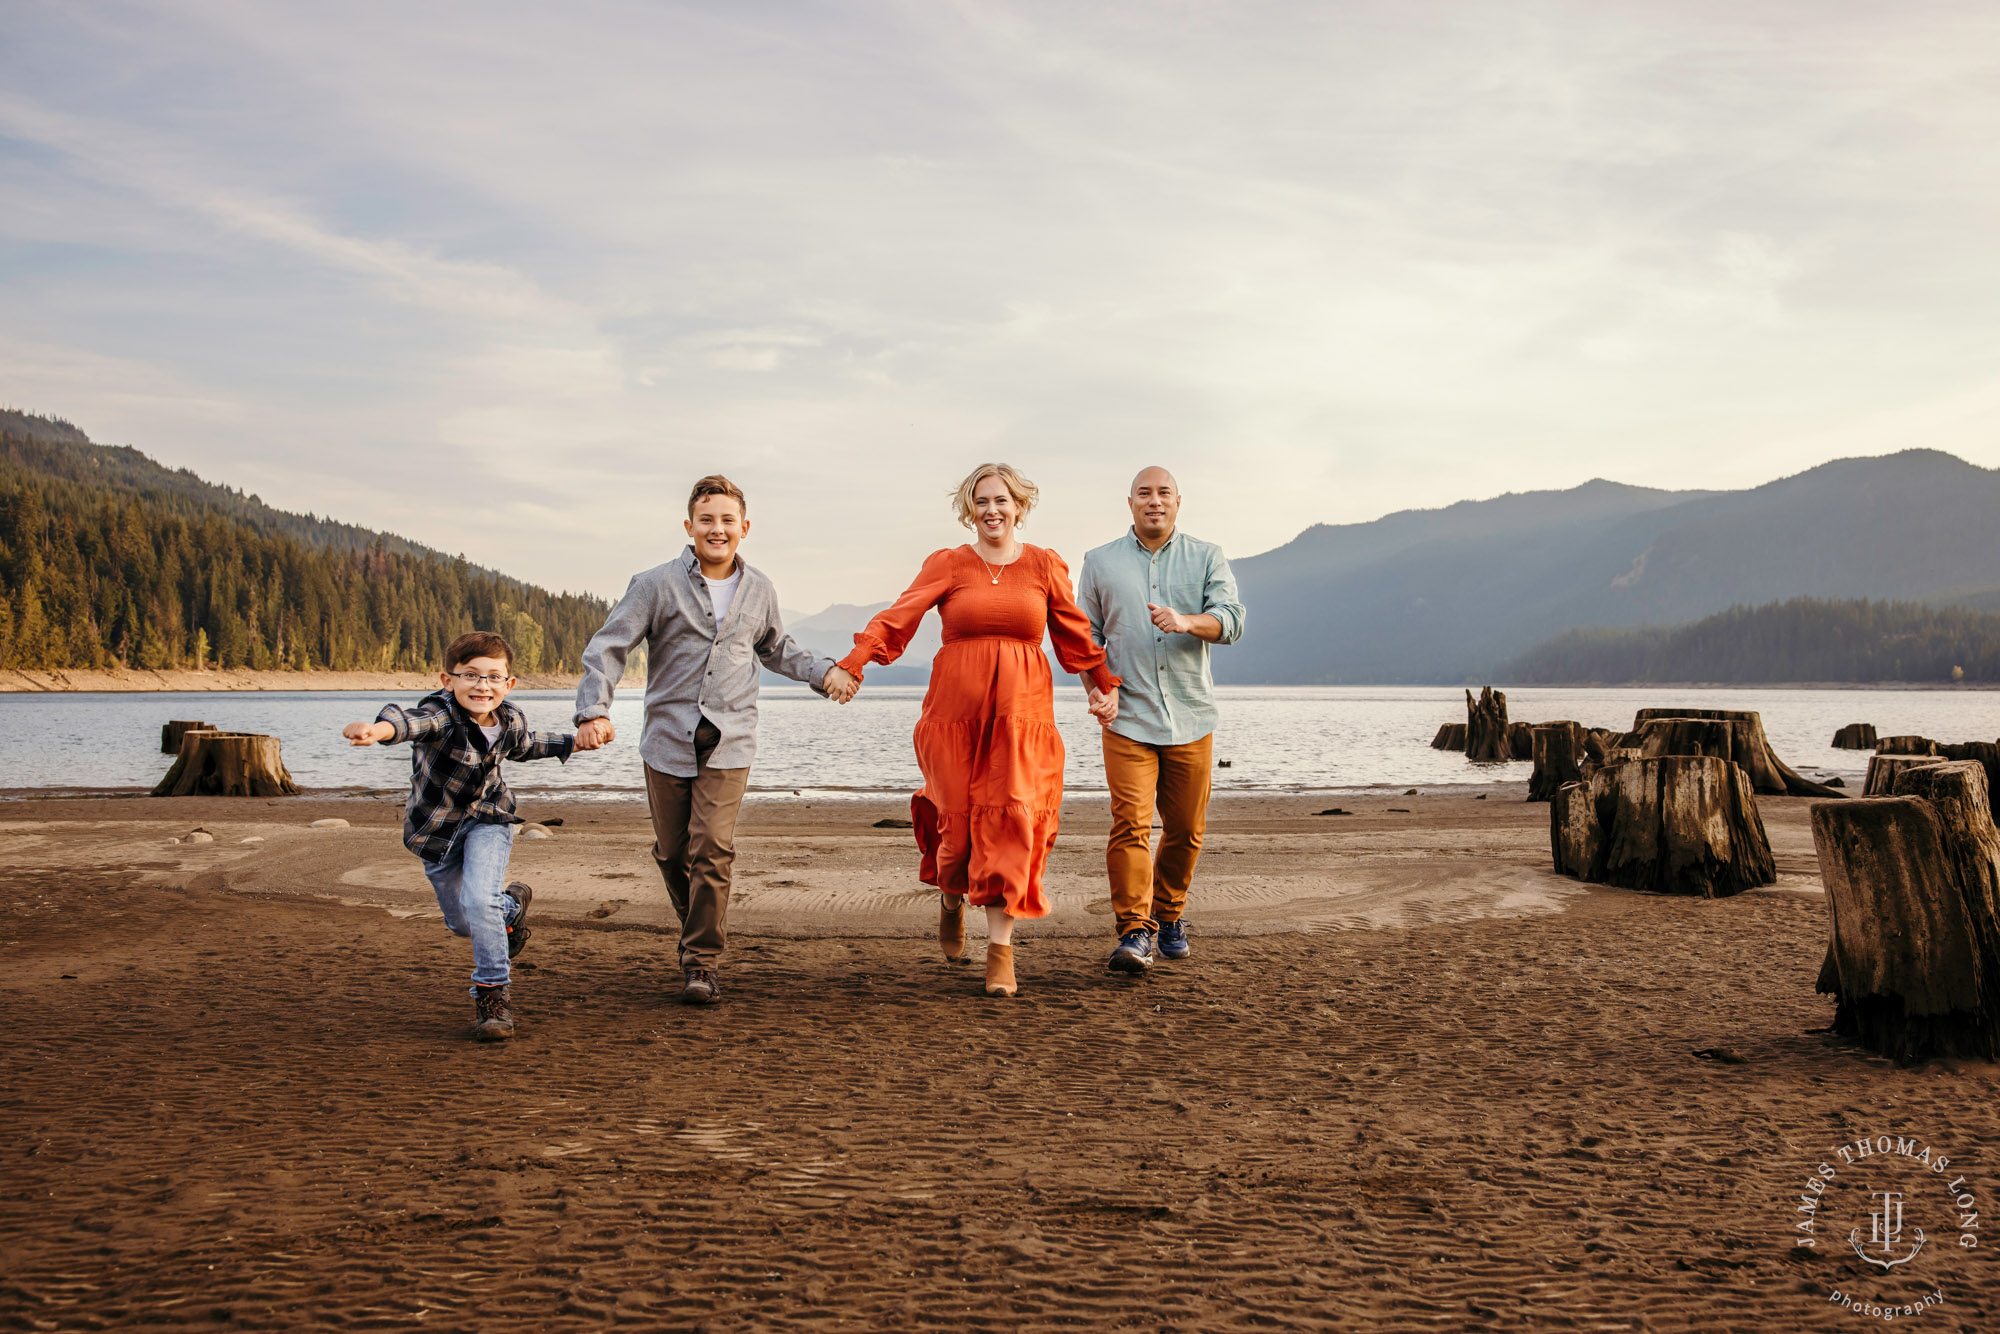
1147, 602, 1191, 635
575, 718, 616, 750
343, 721, 389, 747
1087, 686, 1120, 727
823, 665, 860, 704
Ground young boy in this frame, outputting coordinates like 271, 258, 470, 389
573, 474, 856, 1006
342, 630, 591, 1041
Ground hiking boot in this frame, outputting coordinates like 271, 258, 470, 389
680, 967, 721, 1006
1158, 919, 1191, 960
506, 882, 534, 959
1108, 928, 1156, 975
472, 984, 515, 1041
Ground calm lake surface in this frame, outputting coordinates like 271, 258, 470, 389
3, 685, 1997, 799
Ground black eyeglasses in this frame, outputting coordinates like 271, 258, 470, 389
449, 671, 511, 687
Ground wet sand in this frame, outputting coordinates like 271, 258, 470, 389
3, 788, 1996, 1331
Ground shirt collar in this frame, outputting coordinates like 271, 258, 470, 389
680, 545, 743, 579
1127, 525, 1180, 556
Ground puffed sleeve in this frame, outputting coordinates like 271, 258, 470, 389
1043, 549, 1122, 694
838, 549, 957, 679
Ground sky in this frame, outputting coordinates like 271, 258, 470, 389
3, 1, 1999, 613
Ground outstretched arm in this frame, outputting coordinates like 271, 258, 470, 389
837, 550, 957, 680
574, 574, 657, 744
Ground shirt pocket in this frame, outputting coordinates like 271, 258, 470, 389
1162, 579, 1208, 617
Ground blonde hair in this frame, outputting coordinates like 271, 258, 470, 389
951, 462, 1038, 530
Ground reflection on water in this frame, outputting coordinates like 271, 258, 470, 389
0, 684, 1995, 797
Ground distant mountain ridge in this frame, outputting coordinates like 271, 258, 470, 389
1216, 449, 2000, 684
0, 408, 484, 570
1503, 596, 2000, 685
0, 411, 609, 674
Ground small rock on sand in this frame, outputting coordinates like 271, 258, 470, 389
183, 830, 215, 844
309, 818, 350, 829
873, 817, 914, 829
520, 825, 553, 840
240, 835, 265, 844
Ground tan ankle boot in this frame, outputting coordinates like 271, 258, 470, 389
984, 943, 1017, 997
939, 894, 968, 962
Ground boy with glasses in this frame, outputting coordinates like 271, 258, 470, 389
341, 630, 598, 1040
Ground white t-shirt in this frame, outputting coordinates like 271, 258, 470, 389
478, 721, 501, 748
704, 569, 744, 630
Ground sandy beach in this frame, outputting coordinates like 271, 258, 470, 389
4, 787, 1995, 1331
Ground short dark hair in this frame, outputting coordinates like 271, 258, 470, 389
688, 474, 747, 519
444, 631, 514, 675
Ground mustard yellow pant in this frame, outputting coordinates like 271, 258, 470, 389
1102, 729, 1213, 935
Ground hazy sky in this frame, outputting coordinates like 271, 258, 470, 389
4, 2, 1998, 611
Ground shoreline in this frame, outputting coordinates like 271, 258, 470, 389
0, 667, 589, 693
3, 666, 1995, 693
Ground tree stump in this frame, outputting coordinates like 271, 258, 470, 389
1831, 723, 1878, 750
1430, 723, 1467, 751
1864, 754, 1941, 797
152, 731, 300, 797
1637, 718, 1739, 765
160, 720, 214, 754
1547, 756, 1774, 897
1505, 722, 1535, 761
1629, 707, 1843, 798
1465, 686, 1509, 763
1877, 735, 1938, 756
1528, 722, 1587, 803
1810, 761, 2000, 1061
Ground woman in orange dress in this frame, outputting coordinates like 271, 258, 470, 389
836, 463, 1120, 997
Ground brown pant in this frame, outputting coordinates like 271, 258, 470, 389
1102, 729, 1213, 935
644, 750, 750, 970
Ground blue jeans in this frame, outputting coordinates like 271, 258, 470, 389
422, 821, 522, 989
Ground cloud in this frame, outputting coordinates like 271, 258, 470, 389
3, 1, 1999, 608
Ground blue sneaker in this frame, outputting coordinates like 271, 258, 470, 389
1108, 928, 1156, 975
1157, 919, 1191, 960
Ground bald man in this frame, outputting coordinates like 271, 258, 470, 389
1076, 467, 1246, 974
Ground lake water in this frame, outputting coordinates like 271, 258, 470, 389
3, 685, 1997, 799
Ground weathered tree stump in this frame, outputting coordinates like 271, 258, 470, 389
1877, 735, 1938, 756
1506, 722, 1535, 761
1637, 718, 1739, 765
1939, 742, 2000, 822
1548, 756, 1774, 897
1430, 723, 1467, 751
160, 720, 214, 754
152, 731, 300, 797
1810, 761, 2000, 1061
1831, 723, 1878, 750
1528, 722, 1587, 803
1465, 686, 1509, 763
1629, 707, 1843, 798
1864, 753, 1941, 797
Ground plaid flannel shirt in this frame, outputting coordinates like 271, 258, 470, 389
376, 690, 575, 863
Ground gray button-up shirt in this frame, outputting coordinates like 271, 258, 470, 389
1076, 528, 1246, 748
574, 547, 835, 777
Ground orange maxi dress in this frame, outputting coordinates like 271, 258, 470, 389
839, 545, 1121, 919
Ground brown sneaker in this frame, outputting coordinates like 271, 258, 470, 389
472, 984, 515, 1041
939, 893, 968, 963
984, 943, 1017, 998
680, 967, 721, 1006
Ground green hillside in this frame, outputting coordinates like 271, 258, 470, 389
0, 412, 609, 674
1502, 597, 2000, 685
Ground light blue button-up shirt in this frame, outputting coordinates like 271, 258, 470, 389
1076, 528, 1246, 748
